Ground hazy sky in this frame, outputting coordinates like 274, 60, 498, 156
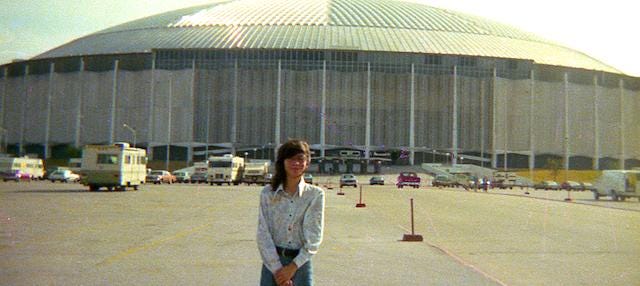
1, 0, 638, 76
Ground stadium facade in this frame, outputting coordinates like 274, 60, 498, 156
1, 0, 639, 171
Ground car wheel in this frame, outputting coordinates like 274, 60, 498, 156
610, 190, 618, 201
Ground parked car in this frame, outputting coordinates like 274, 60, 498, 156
560, 181, 581, 191
303, 173, 313, 184
369, 176, 385, 185
340, 174, 358, 188
579, 182, 595, 192
1, 170, 32, 182
432, 175, 454, 188
533, 181, 560, 190
189, 172, 208, 184
173, 171, 191, 183
48, 169, 80, 183
396, 172, 420, 188
146, 170, 176, 184
479, 177, 491, 191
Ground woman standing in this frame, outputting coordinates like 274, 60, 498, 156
257, 139, 325, 286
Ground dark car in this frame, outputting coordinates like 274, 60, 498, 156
2, 170, 31, 182
189, 172, 208, 184
578, 182, 595, 192
369, 176, 385, 185
533, 181, 560, 190
432, 175, 453, 188
560, 181, 581, 191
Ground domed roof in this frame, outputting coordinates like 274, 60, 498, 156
34, 0, 620, 73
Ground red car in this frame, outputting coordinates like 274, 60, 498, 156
396, 172, 421, 189
2, 170, 32, 182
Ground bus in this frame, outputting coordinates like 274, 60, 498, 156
0, 156, 45, 180
80, 143, 147, 191
207, 154, 244, 185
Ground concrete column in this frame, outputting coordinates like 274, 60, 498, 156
147, 53, 156, 158
480, 79, 485, 167
231, 59, 238, 154
619, 79, 625, 169
274, 60, 282, 159
44, 62, 55, 158
503, 71, 508, 171
74, 58, 85, 148
529, 70, 535, 176
1, 67, 7, 143
166, 77, 173, 171
320, 61, 327, 158
190, 58, 196, 162
593, 75, 600, 170
109, 60, 119, 144
491, 67, 497, 168
365, 62, 371, 160
563, 72, 570, 171
451, 65, 458, 165
20, 65, 28, 155
409, 64, 415, 165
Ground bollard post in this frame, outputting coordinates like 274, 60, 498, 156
337, 186, 345, 196
564, 188, 572, 202
356, 185, 366, 207
402, 198, 423, 241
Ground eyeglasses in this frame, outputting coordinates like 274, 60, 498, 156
285, 154, 308, 163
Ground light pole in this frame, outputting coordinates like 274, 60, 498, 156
244, 151, 249, 161
253, 148, 257, 159
0, 128, 6, 154
445, 152, 450, 165
122, 123, 136, 148
432, 149, 436, 163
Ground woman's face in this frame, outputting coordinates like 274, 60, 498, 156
284, 153, 308, 179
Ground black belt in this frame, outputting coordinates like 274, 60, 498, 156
276, 247, 299, 258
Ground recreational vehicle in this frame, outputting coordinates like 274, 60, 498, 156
80, 143, 147, 191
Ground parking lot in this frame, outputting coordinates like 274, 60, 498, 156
1, 179, 639, 285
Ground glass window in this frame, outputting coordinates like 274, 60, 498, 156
97, 154, 118, 165
125, 155, 131, 164
210, 161, 231, 168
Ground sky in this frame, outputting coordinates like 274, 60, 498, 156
1, 0, 639, 76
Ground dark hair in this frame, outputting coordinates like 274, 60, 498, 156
271, 139, 311, 190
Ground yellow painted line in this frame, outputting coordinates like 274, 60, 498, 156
97, 222, 212, 266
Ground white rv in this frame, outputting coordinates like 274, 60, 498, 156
592, 170, 640, 201
0, 156, 45, 180
243, 160, 271, 185
80, 143, 147, 191
207, 154, 244, 185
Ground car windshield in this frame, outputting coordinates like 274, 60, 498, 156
150, 171, 163, 175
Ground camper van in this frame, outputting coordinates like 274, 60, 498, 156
80, 143, 147, 191
0, 156, 45, 180
207, 155, 245, 185
592, 170, 640, 201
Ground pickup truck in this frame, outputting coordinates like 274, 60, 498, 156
396, 172, 421, 189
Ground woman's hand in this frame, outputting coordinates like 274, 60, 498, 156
275, 263, 298, 285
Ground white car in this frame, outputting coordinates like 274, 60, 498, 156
48, 169, 80, 183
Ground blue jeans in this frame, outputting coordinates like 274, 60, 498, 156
260, 256, 313, 286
